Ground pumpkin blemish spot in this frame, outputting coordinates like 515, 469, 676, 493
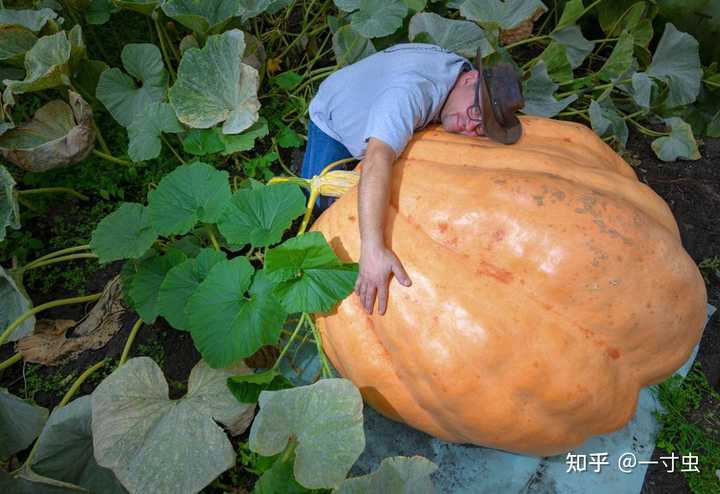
606, 347, 621, 359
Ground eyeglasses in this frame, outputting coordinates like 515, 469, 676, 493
466, 74, 483, 136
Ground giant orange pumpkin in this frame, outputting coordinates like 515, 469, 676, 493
311, 116, 707, 457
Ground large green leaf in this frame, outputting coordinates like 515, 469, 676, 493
236, 0, 274, 22
629, 72, 654, 108
253, 457, 314, 494
216, 182, 305, 249
96, 43, 167, 127
0, 265, 35, 342
0, 387, 48, 457
227, 368, 293, 404
157, 248, 227, 330
459, 0, 548, 30
169, 29, 260, 134
0, 8, 58, 32
3, 28, 79, 95
249, 378, 365, 489
127, 101, 184, 162
0, 27, 37, 66
86, 0, 121, 25
408, 12, 493, 58
550, 25, 593, 69
647, 23, 702, 108
147, 161, 232, 236
0, 91, 94, 172
187, 258, 288, 368
597, 30, 634, 82
539, 42, 572, 83
162, 0, 240, 38
129, 249, 187, 323
332, 25, 376, 67
350, 0, 408, 38
521, 61, 576, 117
264, 232, 358, 314
335, 456, 437, 493
219, 117, 268, 154
181, 128, 225, 156
588, 98, 628, 148
651, 117, 701, 161
92, 357, 255, 494
553, 0, 583, 31
90, 203, 159, 263
32, 396, 126, 494
0, 165, 20, 241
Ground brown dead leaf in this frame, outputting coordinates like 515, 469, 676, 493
500, 7, 545, 46
16, 276, 128, 366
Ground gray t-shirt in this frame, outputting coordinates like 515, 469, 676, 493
309, 44, 470, 158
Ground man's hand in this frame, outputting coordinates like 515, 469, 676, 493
355, 243, 411, 315
356, 137, 413, 315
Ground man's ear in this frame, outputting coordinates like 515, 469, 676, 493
463, 70, 480, 85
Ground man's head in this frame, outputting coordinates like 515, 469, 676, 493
440, 56, 525, 144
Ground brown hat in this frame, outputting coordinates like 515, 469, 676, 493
475, 52, 525, 144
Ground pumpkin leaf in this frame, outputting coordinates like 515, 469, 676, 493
0, 91, 94, 172
243, 32, 266, 72
113, 0, 160, 15
129, 249, 187, 324
157, 248, 227, 331
147, 161, 232, 236
0, 265, 35, 342
334, 456, 438, 493
249, 378, 365, 489
273, 71, 302, 90
169, 29, 260, 134
90, 203, 158, 263
351, 0, 408, 38
0, 8, 59, 32
161, 0, 240, 38
227, 369, 294, 404
0, 387, 48, 457
3, 28, 80, 96
236, 0, 274, 22
253, 457, 313, 494
71, 58, 108, 102
182, 128, 225, 156
539, 42, 573, 83
219, 117, 268, 154
589, 98, 628, 148
459, 0, 548, 30
276, 124, 303, 148
408, 12, 493, 58
216, 182, 306, 249
553, 0, 583, 31
127, 101, 184, 162
96, 43, 167, 127
0, 27, 38, 66
629, 72, 655, 109
647, 23, 702, 108
332, 25, 376, 67
187, 258, 288, 368
521, 61, 576, 117
264, 232, 358, 314
0, 165, 20, 241
597, 30, 634, 82
86, 0, 121, 25
31, 396, 126, 494
651, 117, 701, 161
92, 357, 255, 494
550, 25, 594, 69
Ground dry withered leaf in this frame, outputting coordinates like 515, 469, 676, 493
16, 276, 128, 366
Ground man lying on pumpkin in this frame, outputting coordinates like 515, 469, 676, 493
300, 44, 525, 316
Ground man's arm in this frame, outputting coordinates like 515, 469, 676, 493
355, 137, 412, 315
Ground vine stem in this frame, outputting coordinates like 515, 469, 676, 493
161, 134, 186, 164
0, 293, 102, 347
22, 245, 91, 270
91, 117, 112, 155
92, 149, 132, 166
306, 314, 332, 378
20, 253, 98, 272
154, 16, 177, 83
0, 352, 21, 372
271, 313, 307, 371
206, 225, 221, 251
119, 318, 143, 366
17, 187, 88, 201
627, 117, 666, 137
505, 34, 550, 50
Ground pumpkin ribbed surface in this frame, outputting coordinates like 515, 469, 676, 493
311, 116, 707, 456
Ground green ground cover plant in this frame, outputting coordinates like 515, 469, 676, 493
0, 0, 718, 492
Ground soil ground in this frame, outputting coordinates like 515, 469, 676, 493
1, 130, 718, 493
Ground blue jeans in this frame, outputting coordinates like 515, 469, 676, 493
300, 120, 353, 212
